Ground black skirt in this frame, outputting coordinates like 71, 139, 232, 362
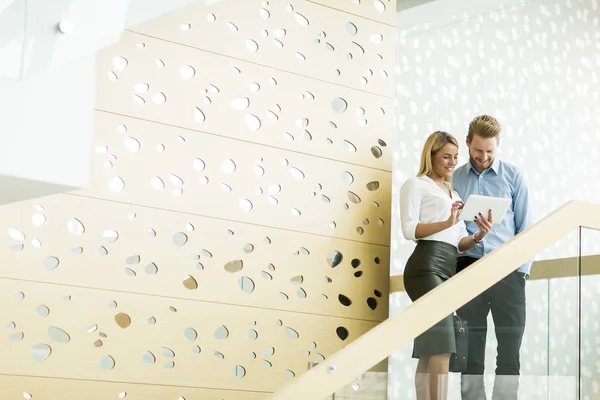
403, 240, 458, 358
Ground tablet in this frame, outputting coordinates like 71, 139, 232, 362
459, 195, 511, 225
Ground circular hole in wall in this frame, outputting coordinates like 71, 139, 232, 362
238, 276, 255, 293
338, 294, 352, 306
331, 98, 348, 113
327, 251, 343, 268
336, 326, 349, 341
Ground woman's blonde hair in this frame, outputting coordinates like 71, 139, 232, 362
417, 131, 459, 182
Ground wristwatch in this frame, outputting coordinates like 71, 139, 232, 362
473, 233, 484, 243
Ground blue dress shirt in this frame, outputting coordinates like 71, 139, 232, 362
452, 158, 533, 275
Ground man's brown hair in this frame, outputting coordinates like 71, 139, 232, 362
467, 115, 501, 142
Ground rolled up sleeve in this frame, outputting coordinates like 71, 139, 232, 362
399, 179, 421, 241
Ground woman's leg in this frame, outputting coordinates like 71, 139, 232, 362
428, 353, 451, 400
415, 356, 430, 400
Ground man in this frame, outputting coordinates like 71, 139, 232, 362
452, 115, 533, 400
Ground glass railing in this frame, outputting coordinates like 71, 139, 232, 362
389, 228, 586, 400
544, 229, 580, 399
579, 227, 600, 400
320, 360, 387, 399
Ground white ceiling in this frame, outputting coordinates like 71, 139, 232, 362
397, 0, 436, 11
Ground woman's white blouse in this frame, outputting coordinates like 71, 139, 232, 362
399, 175, 470, 248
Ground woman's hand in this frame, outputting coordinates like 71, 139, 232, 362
473, 210, 493, 240
446, 201, 464, 227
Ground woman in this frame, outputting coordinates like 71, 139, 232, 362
400, 131, 493, 400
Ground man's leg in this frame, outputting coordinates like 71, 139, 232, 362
457, 257, 491, 400
489, 271, 527, 400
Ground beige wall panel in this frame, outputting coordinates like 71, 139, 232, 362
79, 111, 391, 245
97, 32, 393, 171
0, 376, 265, 400
0, 0, 394, 397
307, 0, 395, 26
0, 194, 389, 321
128, 0, 394, 97
0, 278, 379, 392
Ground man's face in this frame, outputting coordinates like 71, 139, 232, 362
466, 134, 498, 172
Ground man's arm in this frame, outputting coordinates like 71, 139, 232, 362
513, 170, 534, 273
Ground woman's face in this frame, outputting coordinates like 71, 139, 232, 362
432, 143, 459, 179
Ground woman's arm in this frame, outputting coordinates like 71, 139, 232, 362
458, 211, 493, 252
399, 179, 422, 241
414, 219, 452, 239
400, 179, 462, 240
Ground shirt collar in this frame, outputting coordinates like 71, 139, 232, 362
468, 158, 500, 175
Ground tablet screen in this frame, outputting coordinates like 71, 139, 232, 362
459, 195, 511, 225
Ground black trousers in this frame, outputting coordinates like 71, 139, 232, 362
456, 257, 527, 400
